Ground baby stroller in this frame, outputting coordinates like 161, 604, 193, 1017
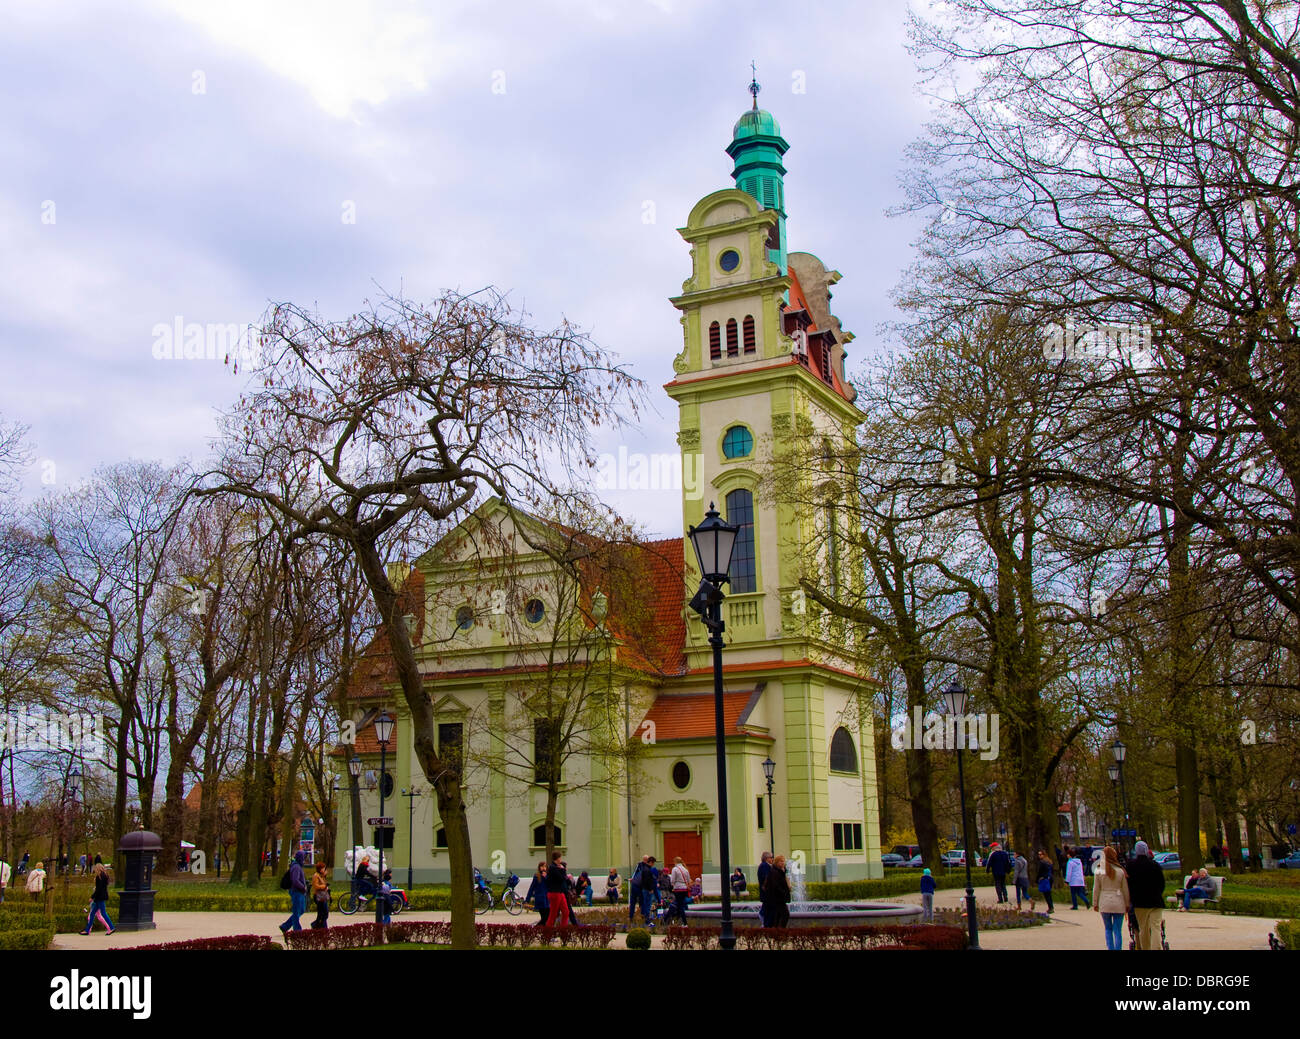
1127, 909, 1170, 950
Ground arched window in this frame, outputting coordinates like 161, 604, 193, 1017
724, 488, 756, 593
533, 823, 562, 847
709, 321, 721, 360
726, 318, 739, 357
830, 727, 858, 773
743, 315, 756, 353
722, 425, 753, 459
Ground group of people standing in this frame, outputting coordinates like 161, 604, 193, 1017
523, 851, 605, 926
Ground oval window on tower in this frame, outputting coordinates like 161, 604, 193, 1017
719, 249, 741, 272
722, 425, 753, 459
672, 761, 691, 790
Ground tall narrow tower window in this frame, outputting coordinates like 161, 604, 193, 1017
726, 318, 739, 357
709, 321, 721, 360
742, 315, 756, 354
724, 488, 756, 593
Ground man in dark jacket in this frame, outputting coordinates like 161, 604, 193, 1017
1125, 841, 1165, 950
628, 854, 654, 926
756, 851, 773, 925
280, 851, 308, 933
986, 843, 1011, 903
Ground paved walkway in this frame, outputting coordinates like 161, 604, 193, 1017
50, 883, 1279, 950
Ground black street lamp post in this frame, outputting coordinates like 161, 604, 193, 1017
1106, 763, 1122, 856
762, 757, 776, 859
347, 754, 363, 869
941, 679, 979, 951
687, 503, 739, 951
1112, 739, 1129, 856
374, 714, 394, 924
401, 786, 421, 891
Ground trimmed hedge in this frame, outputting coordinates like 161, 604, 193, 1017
661, 924, 967, 951
283, 920, 616, 950
0, 909, 92, 934
1274, 919, 1297, 949
1218, 892, 1300, 918
0, 928, 53, 951
128, 934, 280, 951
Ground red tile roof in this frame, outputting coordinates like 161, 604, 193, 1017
641, 688, 767, 742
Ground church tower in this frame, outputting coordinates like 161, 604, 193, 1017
667, 80, 862, 672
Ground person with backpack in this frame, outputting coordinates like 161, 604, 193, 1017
627, 854, 655, 926
279, 851, 308, 934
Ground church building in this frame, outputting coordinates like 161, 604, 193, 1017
336, 83, 882, 886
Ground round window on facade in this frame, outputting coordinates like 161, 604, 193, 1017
525, 598, 545, 624
455, 606, 475, 631
722, 425, 754, 459
718, 249, 741, 273
672, 761, 691, 790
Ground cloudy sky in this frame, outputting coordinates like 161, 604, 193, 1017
2, 0, 932, 538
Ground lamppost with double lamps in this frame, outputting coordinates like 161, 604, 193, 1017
374, 714, 395, 924
686, 502, 739, 951
401, 786, 422, 890
1107, 763, 1122, 857
941, 679, 979, 950
1112, 739, 1130, 856
762, 757, 776, 859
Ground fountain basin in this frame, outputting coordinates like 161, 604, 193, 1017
684, 901, 924, 928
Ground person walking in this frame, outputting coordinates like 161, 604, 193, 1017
756, 851, 774, 926
0, 858, 9, 904
920, 867, 936, 922
1091, 845, 1130, 950
1066, 849, 1091, 910
310, 861, 331, 928
81, 863, 115, 935
26, 861, 46, 902
15, 851, 29, 876
627, 854, 652, 926
605, 867, 620, 905
279, 851, 308, 934
1013, 851, 1030, 908
1125, 840, 1166, 950
1034, 849, 1055, 913
986, 842, 1011, 904
526, 862, 549, 926
544, 851, 570, 927
78, 853, 87, 876
670, 856, 691, 925
761, 854, 792, 928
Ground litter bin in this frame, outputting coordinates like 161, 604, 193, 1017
116, 830, 162, 931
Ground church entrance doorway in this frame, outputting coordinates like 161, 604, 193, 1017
662, 831, 702, 884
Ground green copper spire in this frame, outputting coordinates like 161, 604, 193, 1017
727, 67, 789, 274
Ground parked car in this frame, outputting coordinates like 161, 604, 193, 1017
881, 853, 906, 868
1153, 852, 1181, 871
1277, 850, 1300, 869
890, 844, 921, 860
903, 854, 924, 868
942, 849, 980, 867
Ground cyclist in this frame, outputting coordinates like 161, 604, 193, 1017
355, 856, 376, 897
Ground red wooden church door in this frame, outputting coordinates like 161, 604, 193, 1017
662, 831, 703, 882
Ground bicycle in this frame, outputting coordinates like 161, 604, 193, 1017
337, 884, 404, 917
473, 870, 524, 915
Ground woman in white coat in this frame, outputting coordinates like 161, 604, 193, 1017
1091, 845, 1131, 950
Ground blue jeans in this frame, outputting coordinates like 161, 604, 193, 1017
282, 890, 307, 931
628, 885, 653, 924
1183, 889, 1209, 909
1069, 885, 1091, 909
86, 899, 114, 932
1015, 878, 1029, 905
1102, 911, 1124, 950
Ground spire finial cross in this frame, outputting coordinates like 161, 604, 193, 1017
749, 61, 760, 109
